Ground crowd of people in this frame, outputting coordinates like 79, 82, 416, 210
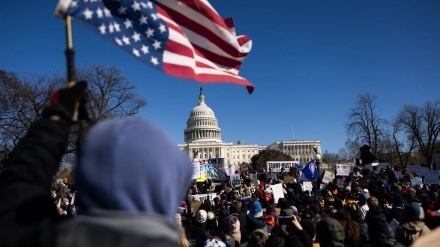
1, 82, 440, 247
178, 165, 440, 247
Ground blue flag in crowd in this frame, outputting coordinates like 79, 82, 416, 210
302, 160, 318, 181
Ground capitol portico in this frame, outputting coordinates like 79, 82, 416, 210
179, 88, 321, 166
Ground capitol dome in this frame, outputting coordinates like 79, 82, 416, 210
184, 87, 222, 143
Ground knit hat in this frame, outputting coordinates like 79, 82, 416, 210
404, 202, 421, 221
249, 201, 263, 218
290, 206, 299, 215
196, 209, 208, 223
77, 118, 193, 221
204, 238, 227, 247
316, 218, 345, 247
251, 193, 258, 201
251, 229, 268, 240
266, 215, 275, 228
281, 208, 294, 216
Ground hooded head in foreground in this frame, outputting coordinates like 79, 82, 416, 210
76, 118, 193, 221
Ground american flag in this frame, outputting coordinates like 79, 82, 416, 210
55, 0, 254, 94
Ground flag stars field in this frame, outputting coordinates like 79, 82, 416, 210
83, 8, 93, 19
132, 1, 141, 12
56, 0, 255, 93
139, 15, 148, 25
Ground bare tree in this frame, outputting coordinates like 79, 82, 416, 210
346, 93, 387, 156
0, 70, 63, 154
0, 66, 147, 170
395, 99, 440, 169
77, 65, 147, 121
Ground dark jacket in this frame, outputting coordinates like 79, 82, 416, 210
0, 117, 192, 247
365, 205, 403, 247
246, 214, 266, 236
0, 119, 70, 247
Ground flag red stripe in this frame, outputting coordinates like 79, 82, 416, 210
156, 2, 249, 58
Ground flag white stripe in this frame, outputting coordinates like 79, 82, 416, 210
156, 0, 251, 54
163, 51, 244, 78
166, 28, 240, 74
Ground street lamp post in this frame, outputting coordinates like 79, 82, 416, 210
313, 146, 322, 194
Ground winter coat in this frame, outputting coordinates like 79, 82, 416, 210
56, 210, 181, 247
365, 206, 401, 247
395, 221, 431, 246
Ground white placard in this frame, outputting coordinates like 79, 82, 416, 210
302, 181, 313, 192
336, 164, 350, 176
322, 171, 335, 184
270, 183, 285, 204
192, 162, 201, 180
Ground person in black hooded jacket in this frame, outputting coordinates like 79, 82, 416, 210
0, 82, 194, 247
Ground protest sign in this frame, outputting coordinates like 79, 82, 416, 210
271, 183, 285, 204
302, 181, 313, 192
196, 172, 206, 182
322, 171, 335, 184
284, 175, 295, 184
424, 173, 440, 184
217, 170, 226, 181
230, 174, 241, 187
267, 161, 299, 172
192, 161, 201, 180
419, 167, 430, 177
290, 167, 299, 176
411, 177, 423, 187
336, 164, 350, 176
337, 179, 345, 189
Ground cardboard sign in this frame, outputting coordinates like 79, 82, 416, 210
322, 171, 335, 184
336, 164, 350, 176
290, 167, 299, 176
284, 175, 295, 184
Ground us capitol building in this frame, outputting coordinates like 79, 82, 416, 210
178, 88, 320, 166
